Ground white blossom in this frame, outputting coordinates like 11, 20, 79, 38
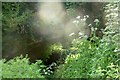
86, 15, 89, 18
69, 32, 75, 36
78, 32, 83, 36
95, 28, 98, 30
76, 16, 81, 19
84, 35, 88, 38
88, 24, 92, 27
94, 19, 99, 23
73, 20, 79, 23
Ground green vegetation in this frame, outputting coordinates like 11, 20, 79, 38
2, 3, 32, 34
1, 55, 45, 78
54, 37, 119, 78
53, 2, 120, 79
1, 1, 119, 79
104, 2, 120, 49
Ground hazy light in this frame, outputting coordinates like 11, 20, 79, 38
33, 1, 90, 44
38, 1, 65, 24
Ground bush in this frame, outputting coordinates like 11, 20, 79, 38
1, 55, 45, 78
49, 43, 63, 53
54, 2, 119, 79
54, 37, 119, 79
2, 3, 32, 34
104, 2, 120, 49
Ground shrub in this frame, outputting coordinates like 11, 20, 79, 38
42, 43, 64, 76
43, 43, 64, 64
104, 2, 120, 49
49, 43, 63, 53
54, 37, 119, 79
53, 2, 119, 79
1, 55, 45, 78
2, 3, 32, 34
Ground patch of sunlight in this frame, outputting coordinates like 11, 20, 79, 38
65, 54, 80, 63
38, 1, 65, 24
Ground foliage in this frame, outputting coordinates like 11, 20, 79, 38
0, 60, 2, 80
103, 2, 120, 49
64, 2, 93, 11
2, 2, 32, 34
41, 43, 64, 77
54, 36, 119, 78
1, 2, 120, 79
64, 2, 82, 9
49, 43, 63, 53
38, 43, 63, 61
54, 10, 120, 79
72, 15, 89, 35
64, 2, 91, 19
1, 55, 45, 78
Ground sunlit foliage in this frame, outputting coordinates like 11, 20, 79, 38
1, 55, 45, 78
104, 2, 120, 50
54, 36, 119, 78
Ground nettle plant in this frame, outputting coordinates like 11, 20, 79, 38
1, 55, 45, 78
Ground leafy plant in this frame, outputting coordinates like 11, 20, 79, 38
1, 55, 45, 78
103, 2, 120, 49
53, 9, 119, 78
2, 2, 32, 34
54, 36, 119, 78
49, 43, 63, 53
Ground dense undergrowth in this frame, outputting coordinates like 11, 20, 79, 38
54, 37, 119, 79
53, 2, 120, 79
1, 34, 119, 79
1, 55, 45, 78
1, 2, 120, 79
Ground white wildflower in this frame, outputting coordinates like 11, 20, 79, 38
91, 27, 94, 31
88, 24, 92, 27
76, 20, 79, 23
73, 20, 76, 23
86, 15, 89, 18
76, 16, 81, 19
73, 20, 79, 24
84, 35, 88, 38
83, 18, 86, 21
81, 18, 86, 21
94, 19, 99, 23
78, 32, 83, 36
79, 36, 82, 39
114, 49, 120, 52
69, 32, 75, 36
95, 28, 97, 30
